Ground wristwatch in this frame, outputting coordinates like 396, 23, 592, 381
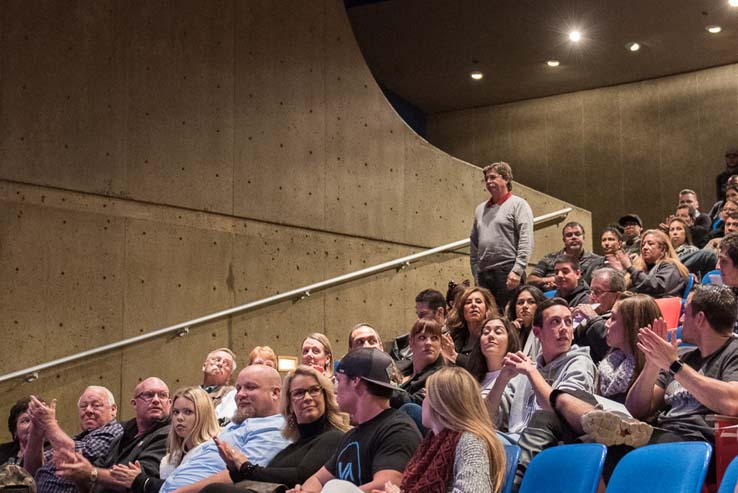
668, 359, 684, 377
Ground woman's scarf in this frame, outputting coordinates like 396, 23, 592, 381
401, 429, 462, 493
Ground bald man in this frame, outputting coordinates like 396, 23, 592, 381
160, 365, 290, 493
56, 377, 172, 492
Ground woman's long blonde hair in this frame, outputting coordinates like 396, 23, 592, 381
280, 365, 350, 442
424, 367, 505, 492
166, 386, 220, 467
633, 229, 689, 278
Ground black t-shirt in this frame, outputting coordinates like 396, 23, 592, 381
325, 408, 421, 486
656, 337, 738, 441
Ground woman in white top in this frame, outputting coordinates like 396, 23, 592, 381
111, 386, 220, 493
464, 316, 521, 398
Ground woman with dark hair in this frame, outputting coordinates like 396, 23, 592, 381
505, 285, 545, 359
441, 287, 499, 367
615, 229, 689, 298
465, 317, 521, 397
668, 217, 698, 263
601, 226, 625, 270
390, 318, 445, 408
0, 397, 34, 466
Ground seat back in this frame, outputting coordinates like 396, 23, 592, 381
702, 269, 723, 286
606, 442, 712, 493
654, 297, 681, 329
502, 444, 521, 493
519, 443, 606, 493
719, 454, 738, 493
543, 289, 556, 299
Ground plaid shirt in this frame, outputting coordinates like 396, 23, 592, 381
35, 420, 123, 493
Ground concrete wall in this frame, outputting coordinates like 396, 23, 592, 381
427, 64, 738, 244
0, 0, 589, 439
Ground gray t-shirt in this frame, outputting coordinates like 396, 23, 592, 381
656, 336, 738, 441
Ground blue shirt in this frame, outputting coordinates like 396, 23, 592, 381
160, 414, 289, 493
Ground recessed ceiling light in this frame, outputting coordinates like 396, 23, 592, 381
569, 30, 582, 42
626, 42, 640, 52
730, 0, 738, 7
546, 60, 560, 67
706, 25, 722, 34
470, 71, 484, 80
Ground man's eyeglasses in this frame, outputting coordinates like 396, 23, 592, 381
135, 391, 170, 402
588, 289, 615, 297
290, 385, 323, 400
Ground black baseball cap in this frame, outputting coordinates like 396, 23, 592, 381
618, 214, 643, 228
336, 348, 397, 390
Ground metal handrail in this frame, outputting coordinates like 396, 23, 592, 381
1, 207, 572, 384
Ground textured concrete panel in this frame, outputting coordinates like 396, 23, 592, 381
125, 1, 234, 213
233, 1, 327, 228
426, 110, 478, 164
474, 105, 512, 165
0, 1, 127, 195
546, 93, 586, 209
0, 192, 125, 376
507, 99, 549, 194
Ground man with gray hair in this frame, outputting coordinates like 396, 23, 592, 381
25, 386, 124, 493
470, 161, 534, 309
200, 348, 237, 409
571, 267, 626, 365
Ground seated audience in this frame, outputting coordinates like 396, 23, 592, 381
528, 222, 602, 289
512, 293, 661, 488
25, 386, 124, 493
200, 348, 237, 411
300, 334, 334, 379
551, 255, 591, 307
391, 289, 446, 362
294, 348, 422, 492
248, 347, 277, 368
571, 268, 626, 365
446, 279, 470, 313
109, 386, 219, 493
704, 211, 738, 251
668, 217, 699, 260
600, 226, 624, 270
158, 365, 290, 493
0, 397, 35, 466
677, 189, 711, 230
200, 366, 350, 492
709, 179, 738, 221
390, 319, 444, 408
707, 198, 738, 241
55, 378, 172, 493
465, 317, 521, 397
441, 287, 499, 367
348, 323, 383, 351
583, 285, 738, 482
505, 285, 545, 359
615, 229, 688, 298
485, 298, 597, 441
618, 214, 643, 257
379, 367, 506, 493
718, 234, 738, 328
673, 204, 709, 248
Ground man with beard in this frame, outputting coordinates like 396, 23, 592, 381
529, 222, 602, 289
160, 365, 290, 493
55, 378, 172, 493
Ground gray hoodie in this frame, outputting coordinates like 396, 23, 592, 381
496, 345, 597, 434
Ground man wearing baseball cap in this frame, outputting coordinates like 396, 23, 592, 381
293, 348, 421, 493
618, 214, 643, 256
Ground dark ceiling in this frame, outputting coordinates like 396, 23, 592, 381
346, 0, 738, 114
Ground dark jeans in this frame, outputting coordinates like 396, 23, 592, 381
478, 266, 525, 312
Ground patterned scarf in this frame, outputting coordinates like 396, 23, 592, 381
401, 429, 462, 493
598, 350, 636, 397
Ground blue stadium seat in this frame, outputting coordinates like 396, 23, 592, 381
718, 454, 738, 493
502, 444, 521, 493
702, 269, 723, 286
519, 443, 606, 493
606, 442, 711, 493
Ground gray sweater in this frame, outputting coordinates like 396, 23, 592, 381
470, 195, 534, 280
451, 432, 492, 493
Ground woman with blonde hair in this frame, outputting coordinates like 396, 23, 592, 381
203, 366, 350, 492
380, 366, 505, 493
442, 287, 500, 367
301, 333, 335, 378
615, 229, 688, 298
111, 386, 219, 493
248, 346, 277, 368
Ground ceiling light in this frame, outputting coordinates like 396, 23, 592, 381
730, 0, 738, 7
569, 30, 582, 42
706, 25, 722, 34
626, 42, 640, 52
470, 71, 484, 80
546, 60, 560, 67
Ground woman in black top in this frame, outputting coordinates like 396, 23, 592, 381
441, 287, 499, 368
203, 365, 350, 491
0, 397, 34, 467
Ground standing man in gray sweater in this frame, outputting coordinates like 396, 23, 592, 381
470, 161, 534, 310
